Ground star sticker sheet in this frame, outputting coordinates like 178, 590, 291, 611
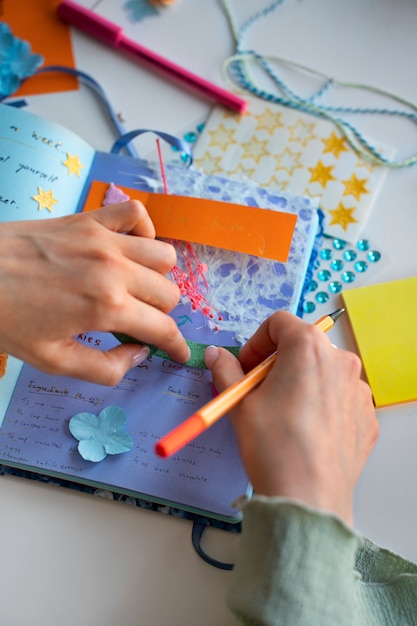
193, 96, 394, 243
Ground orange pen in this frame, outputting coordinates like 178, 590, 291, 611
155, 308, 345, 458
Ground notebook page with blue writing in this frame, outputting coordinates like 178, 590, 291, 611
0, 332, 248, 522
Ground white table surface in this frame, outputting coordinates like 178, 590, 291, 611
1, 1, 417, 624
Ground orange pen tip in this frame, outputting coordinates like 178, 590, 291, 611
155, 413, 205, 458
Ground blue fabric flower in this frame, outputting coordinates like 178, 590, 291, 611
69, 406, 134, 462
124, 0, 159, 21
0, 22, 43, 98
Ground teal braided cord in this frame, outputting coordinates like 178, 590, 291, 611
254, 52, 417, 123
238, 1, 286, 48
223, 51, 417, 167
112, 333, 240, 369
221, 0, 240, 43
226, 52, 417, 167
220, 1, 417, 168
221, 0, 286, 48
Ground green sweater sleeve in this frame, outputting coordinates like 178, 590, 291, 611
226, 497, 417, 626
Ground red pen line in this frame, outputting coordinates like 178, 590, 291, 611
156, 138, 169, 195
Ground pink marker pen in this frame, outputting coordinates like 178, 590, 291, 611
57, 0, 247, 114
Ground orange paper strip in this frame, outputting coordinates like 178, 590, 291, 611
83, 181, 297, 261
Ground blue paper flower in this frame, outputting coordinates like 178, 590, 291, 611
124, 0, 159, 22
69, 406, 134, 463
0, 22, 44, 98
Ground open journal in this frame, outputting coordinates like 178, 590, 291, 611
0, 103, 322, 524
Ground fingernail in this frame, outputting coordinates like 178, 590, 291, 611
132, 346, 150, 367
204, 345, 219, 369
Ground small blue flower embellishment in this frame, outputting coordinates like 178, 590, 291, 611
124, 0, 159, 22
0, 22, 44, 98
69, 406, 134, 463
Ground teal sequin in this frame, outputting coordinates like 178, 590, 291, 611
333, 238, 347, 250
303, 301, 316, 314
304, 234, 381, 313
354, 260, 368, 272
320, 249, 332, 260
331, 259, 344, 271
316, 291, 329, 304
341, 271, 356, 283
357, 239, 370, 251
184, 131, 198, 143
329, 281, 343, 293
317, 269, 331, 281
368, 250, 381, 262
343, 249, 357, 262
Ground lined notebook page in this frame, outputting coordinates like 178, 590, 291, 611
0, 333, 249, 522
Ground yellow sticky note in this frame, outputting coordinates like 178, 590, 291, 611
342, 277, 417, 408
84, 181, 297, 261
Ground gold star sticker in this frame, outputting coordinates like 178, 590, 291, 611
195, 153, 223, 175
63, 153, 84, 177
322, 132, 348, 158
32, 187, 58, 212
234, 162, 256, 179
275, 146, 303, 175
287, 119, 316, 147
342, 173, 369, 200
223, 109, 245, 120
255, 108, 284, 134
308, 161, 336, 187
269, 174, 289, 191
328, 204, 358, 231
242, 136, 269, 164
356, 159, 375, 174
208, 124, 236, 149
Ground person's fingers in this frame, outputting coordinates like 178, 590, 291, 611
89, 200, 156, 238
238, 310, 335, 372
34, 341, 152, 386
122, 262, 181, 313
116, 299, 190, 364
90, 201, 179, 289
204, 345, 244, 393
237, 310, 298, 371
120, 236, 178, 276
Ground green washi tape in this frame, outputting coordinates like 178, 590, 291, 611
112, 333, 240, 369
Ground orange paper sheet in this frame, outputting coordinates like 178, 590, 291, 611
84, 181, 297, 261
343, 277, 417, 408
2, 0, 77, 96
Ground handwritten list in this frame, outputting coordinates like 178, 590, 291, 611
0, 103, 95, 222
0, 335, 249, 521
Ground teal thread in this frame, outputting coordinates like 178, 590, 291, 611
220, 0, 417, 168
